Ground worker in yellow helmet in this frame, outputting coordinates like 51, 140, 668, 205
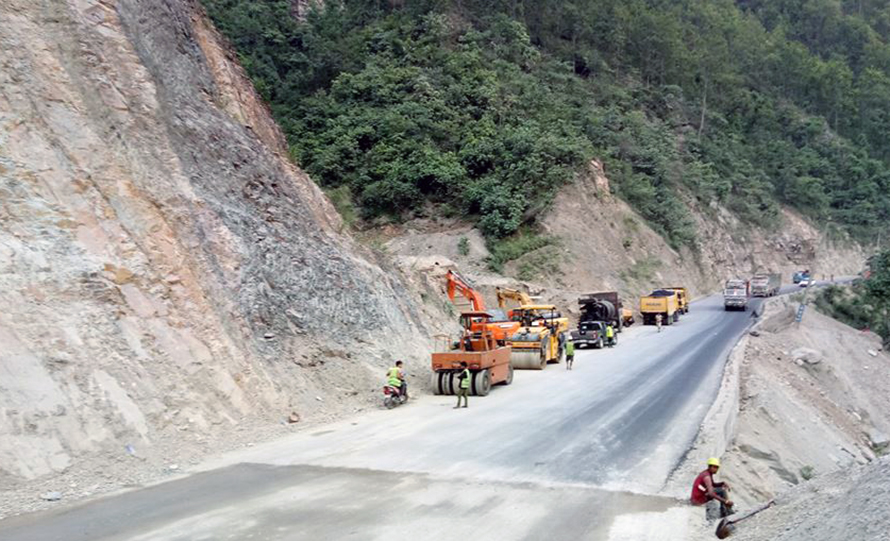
691, 457, 733, 519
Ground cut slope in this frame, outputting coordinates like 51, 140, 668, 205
0, 0, 430, 508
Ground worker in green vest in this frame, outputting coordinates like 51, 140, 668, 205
605, 324, 616, 347
454, 361, 470, 408
565, 339, 575, 370
386, 360, 406, 398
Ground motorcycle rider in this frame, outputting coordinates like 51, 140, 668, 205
386, 360, 407, 399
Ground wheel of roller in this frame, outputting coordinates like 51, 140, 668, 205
443, 371, 455, 395
511, 347, 546, 370
472, 369, 492, 396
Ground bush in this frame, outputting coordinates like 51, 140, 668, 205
487, 232, 552, 273
457, 236, 470, 256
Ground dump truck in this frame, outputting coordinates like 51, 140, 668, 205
446, 270, 520, 345
578, 292, 624, 332
750, 273, 781, 297
431, 311, 512, 396
640, 289, 680, 325
723, 279, 749, 311
667, 287, 690, 314
508, 305, 566, 370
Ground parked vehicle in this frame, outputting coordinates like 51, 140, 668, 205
792, 270, 811, 284
571, 320, 606, 349
723, 279, 749, 311
431, 311, 513, 396
640, 289, 681, 325
751, 273, 781, 297
667, 286, 690, 314
578, 292, 624, 332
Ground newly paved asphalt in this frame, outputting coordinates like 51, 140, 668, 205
0, 284, 823, 540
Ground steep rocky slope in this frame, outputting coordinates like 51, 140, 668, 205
0, 0, 433, 507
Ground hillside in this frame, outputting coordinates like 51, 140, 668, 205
0, 0, 440, 514
204, 0, 890, 264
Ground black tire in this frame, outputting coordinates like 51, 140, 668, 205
384, 396, 395, 409
673, 312, 680, 323
473, 369, 492, 396
540, 343, 548, 369
596, 337, 604, 349
433, 373, 444, 395
503, 364, 514, 385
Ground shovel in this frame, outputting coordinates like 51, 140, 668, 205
715, 499, 775, 539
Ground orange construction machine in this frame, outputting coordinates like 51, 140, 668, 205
431, 311, 513, 396
446, 270, 519, 344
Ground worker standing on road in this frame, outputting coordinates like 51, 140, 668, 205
387, 360, 407, 399
565, 339, 575, 370
605, 324, 615, 347
454, 362, 470, 409
655, 313, 663, 332
691, 457, 734, 520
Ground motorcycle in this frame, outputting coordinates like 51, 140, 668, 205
383, 385, 408, 409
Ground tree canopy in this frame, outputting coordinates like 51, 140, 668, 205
203, 0, 890, 247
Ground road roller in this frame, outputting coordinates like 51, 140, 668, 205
431, 311, 513, 397
508, 305, 567, 370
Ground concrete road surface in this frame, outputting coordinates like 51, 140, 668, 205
0, 285, 825, 540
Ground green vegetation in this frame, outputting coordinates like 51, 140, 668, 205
620, 257, 662, 283
203, 0, 890, 250
800, 465, 816, 481
815, 250, 890, 345
457, 236, 470, 256
486, 231, 553, 273
517, 246, 563, 282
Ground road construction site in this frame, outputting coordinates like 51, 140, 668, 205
0, 283, 812, 541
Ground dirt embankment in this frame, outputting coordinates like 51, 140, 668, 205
0, 0, 438, 517
383, 160, 863, 327
667, 294, 890, 540
721, 297, 889, 506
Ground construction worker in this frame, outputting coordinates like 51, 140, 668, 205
454, 362, 470, 408
655, 313, 663, 332
565, 339, 575, 370
386, 361, 407, 399
691, 457, 734, 519
605, 324, 615, 347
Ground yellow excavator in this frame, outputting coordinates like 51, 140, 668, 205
495, 287, 534, 319
508, 304, 569, 370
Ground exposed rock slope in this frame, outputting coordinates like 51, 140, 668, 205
0, 0, 429, 495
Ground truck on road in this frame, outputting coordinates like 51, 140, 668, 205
571, 320, 606, 349
667, 286, 690, 314
723, 279, 750, 311
640, 289, 680, 325
750, 273, 781, 297
578, 292, 624, 332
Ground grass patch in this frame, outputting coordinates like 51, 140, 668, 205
800, 465, 815, 481
487, 231, 553, 273
457, 236, 470, 257
619, 257, 661, 283
516, 246, 563, 282
324, 185, 357, 230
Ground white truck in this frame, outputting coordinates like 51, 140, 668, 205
723, 279, 749, 311
750, 273, 781, 297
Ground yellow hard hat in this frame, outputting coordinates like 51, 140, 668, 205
707, 457, 721, 467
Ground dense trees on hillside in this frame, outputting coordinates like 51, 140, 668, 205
203, 0, 890, 248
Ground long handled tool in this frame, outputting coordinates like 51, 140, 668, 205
715, 500, 775, 538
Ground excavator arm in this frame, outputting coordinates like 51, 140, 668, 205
495, 287, 533, 309
446, 270, 485, 312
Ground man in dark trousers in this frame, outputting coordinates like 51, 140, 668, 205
565, 339, 575, 370
691, 457, 734, 519
454, 362, 470, 408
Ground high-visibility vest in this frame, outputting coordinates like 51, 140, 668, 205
460, 369, 471, 389
606, 326, 614, 338
566, 341, 575, 356
387, 367, 402, 387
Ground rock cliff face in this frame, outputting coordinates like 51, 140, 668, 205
0, 0, 429, 486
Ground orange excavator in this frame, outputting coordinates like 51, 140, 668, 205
446, 270, 519, 345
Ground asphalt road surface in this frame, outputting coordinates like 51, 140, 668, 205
0, 284, 829, 541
